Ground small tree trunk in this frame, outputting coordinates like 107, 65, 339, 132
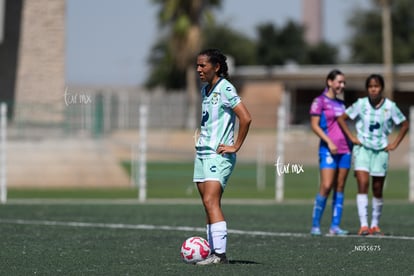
185, 65, 198, 130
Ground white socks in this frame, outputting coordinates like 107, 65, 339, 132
357, 194, 369, 227
207, 221, 227, 254
357, 194, 383, 228
371, 197, 384, 227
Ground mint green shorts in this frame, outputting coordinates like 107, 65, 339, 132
193, 154, 236, 190
353, 145, 389, 177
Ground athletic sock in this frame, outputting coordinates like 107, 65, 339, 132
312, 194, 327, 228
210, 221, 227, 254
356, 194, 369, 227
206, 224, 213, 252
371, 197, 384, 228
331, 191, 344, 229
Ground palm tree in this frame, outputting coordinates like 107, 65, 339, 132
152, 0, 222, 129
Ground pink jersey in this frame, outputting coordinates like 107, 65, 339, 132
310, 91, 351, 154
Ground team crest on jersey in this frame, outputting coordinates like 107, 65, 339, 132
211, 92, 220, 105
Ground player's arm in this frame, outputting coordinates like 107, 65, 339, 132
233, 102, 252, 152
217, 102, 251, 154
310, 115, 338, 154
385, 119, 409, 151
337, 113, 361, 145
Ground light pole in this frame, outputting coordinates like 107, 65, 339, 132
379, 0, 393, 99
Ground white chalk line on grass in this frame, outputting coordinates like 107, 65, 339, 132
0, 218, 414, 241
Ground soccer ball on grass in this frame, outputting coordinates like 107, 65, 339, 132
180, 236, 211, 264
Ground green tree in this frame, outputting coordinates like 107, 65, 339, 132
149, 0, 222, 129
256, 21, 337, 65
256, 21, 305, 65
304, 42, 338, 64
348, 0, 414, 63
146, 23, 256, 89
203, 24, 257, 66
146, 39, 185, 89
147, 3, 340, 95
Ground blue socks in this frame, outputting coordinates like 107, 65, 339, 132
312, 194, 327, 228
331, 192, 344, 229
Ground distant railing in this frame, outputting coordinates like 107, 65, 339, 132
8, 88, 189, 139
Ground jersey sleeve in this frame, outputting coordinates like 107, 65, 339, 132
222, 84, 241, 109
391, 102, 407, 125
309, 96, 322, 116
346, 98, 361, 120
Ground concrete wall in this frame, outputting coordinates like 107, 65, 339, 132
14, 0, 65, 123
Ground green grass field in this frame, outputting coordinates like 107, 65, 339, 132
0, 203, 413, 275
6, 162, 410, 200
1, 162, 413, 275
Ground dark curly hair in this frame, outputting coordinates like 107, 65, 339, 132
365, 74, 384, 90
198, 48, 229, 79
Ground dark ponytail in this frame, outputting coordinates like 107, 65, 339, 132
198, 48, 229, 79
326, 69, 344, 87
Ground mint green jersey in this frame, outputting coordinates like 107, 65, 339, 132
196, 78, 241, 158
346, 97, 406, 150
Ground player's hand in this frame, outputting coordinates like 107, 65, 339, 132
327, 142, 338, 155
384, 143, 396, 152
351, 136, 362, 146
217, 144, 237, 154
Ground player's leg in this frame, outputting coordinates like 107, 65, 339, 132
330, 159, 350, 235
370, 176, 385, 235
311, 164, 335, 235
196, 180, 226, 255
197, 180, 225, 224
196, 179, 224, 249
196, 154, 235, 265
355, 170, 370, 235
193, 157, 213, 244
369, 150, 388, 235
353, 145, 371, 235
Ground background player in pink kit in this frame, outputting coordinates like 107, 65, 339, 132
309, 69, 352, 236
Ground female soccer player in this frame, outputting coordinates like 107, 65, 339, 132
337, 74, 408, 236
193, 49, 251, 265
309, 69, 352, 236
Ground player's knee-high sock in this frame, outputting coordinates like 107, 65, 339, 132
331, 191, 337, 226
371, 197, 383, 227
210, 221, 227, 254
357, 194, 369, 227
331, 192, 344, 229
206, 224, 213, 252
312, 194, 327, 228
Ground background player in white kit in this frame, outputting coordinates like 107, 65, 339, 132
338, 74, 408, 236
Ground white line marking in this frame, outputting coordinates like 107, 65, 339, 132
0, 218, 414, 241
